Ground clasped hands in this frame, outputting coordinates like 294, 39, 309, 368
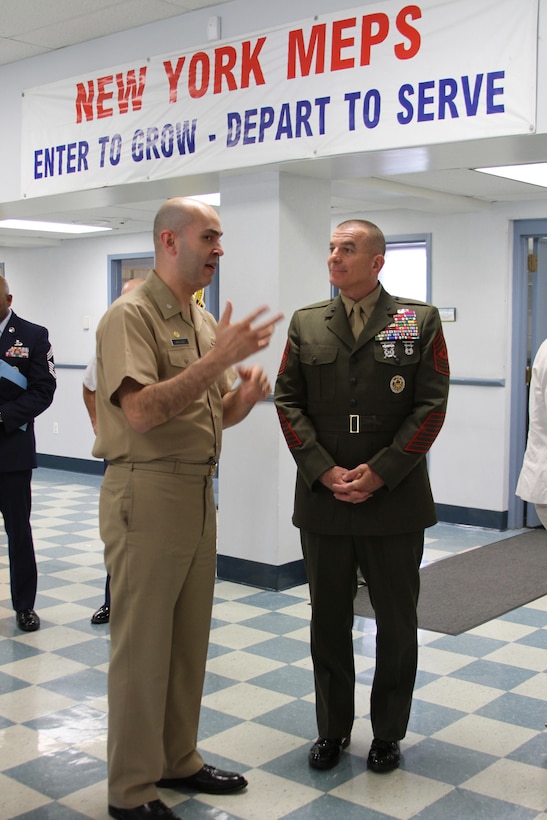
320, 464, 384, 504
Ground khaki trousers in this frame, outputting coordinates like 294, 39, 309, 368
100, 464, 217, 809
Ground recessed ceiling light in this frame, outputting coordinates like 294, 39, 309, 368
475, 163, 547, 187
0, 219, 112, 234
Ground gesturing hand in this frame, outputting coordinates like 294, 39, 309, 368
215, 301, 284, 366
236, 364, 271, 405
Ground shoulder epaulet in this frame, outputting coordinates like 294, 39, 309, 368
300, 299, 333, 311
392, 295, 430, 307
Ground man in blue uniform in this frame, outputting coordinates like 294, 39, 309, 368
0, 278, 56, 632
275, 219, 449, 774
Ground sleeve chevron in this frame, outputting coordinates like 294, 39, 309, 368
276, 407, 302, 449
433, 329, 450, 376
404, 412, 446, 453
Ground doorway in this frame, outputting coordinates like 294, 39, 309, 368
108, 253, 220, 316
108, 253, 154, 301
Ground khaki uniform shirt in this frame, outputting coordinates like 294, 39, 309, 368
93, 270, 234, 464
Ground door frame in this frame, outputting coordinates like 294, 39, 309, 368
107, 252, 154, 302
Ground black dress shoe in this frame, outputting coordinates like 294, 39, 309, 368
91, 603, 110, 624
308, 736, 350, 769
16, 609, 40, 632
108, 799, 177, 819
158, 764, 247, 794
367, 739, 400, 773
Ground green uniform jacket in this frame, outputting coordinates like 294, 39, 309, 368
274, 286, 450, 536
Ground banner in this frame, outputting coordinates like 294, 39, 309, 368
21, 0, 538, 199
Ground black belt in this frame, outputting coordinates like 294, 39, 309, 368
110, 458, 217, 476
312, 414, 382, 434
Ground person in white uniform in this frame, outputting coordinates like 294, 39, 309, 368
516, 339, 547, 528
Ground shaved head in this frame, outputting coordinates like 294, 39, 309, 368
153, 197, 216, 253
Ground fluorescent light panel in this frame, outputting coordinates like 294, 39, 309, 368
189, 193, 220, 206
0, 193, 220, 234
475, 163, 547, 187
0, 219, 111, 234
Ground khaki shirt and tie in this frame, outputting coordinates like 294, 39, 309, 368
341, 285, 382, 340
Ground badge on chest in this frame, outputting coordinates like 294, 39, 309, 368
5, 340, 29, 359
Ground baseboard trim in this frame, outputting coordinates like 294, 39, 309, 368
436, 504, 508, 530
216, 554, 307, 591
37, 454, 104, 475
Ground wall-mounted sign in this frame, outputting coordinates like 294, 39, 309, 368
439, 307, 456, 322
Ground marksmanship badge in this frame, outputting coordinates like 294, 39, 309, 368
390, 375, 406, 394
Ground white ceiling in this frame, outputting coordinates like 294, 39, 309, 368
2, 0, 547, 248
0, 0, 235, 66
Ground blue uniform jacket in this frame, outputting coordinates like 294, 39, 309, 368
0, 312, 56, 472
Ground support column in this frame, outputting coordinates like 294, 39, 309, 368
217, 170, 331, 589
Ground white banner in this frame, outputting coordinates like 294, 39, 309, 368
21, 0, 538, 199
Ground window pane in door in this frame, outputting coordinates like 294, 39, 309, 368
381, 243, 427, 301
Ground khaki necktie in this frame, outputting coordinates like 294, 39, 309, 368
350, 305, 365, 339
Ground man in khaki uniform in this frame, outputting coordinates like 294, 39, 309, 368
94, 197, 282, 820
275, 219, 449, 775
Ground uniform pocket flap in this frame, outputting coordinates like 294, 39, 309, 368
300, 344, 338, 366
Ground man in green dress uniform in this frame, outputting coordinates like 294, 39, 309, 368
275, 219, 449, 773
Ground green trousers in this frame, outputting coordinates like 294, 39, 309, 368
301, 529, 424, 742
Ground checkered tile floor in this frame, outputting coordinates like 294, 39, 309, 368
0, 468, 546, 819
